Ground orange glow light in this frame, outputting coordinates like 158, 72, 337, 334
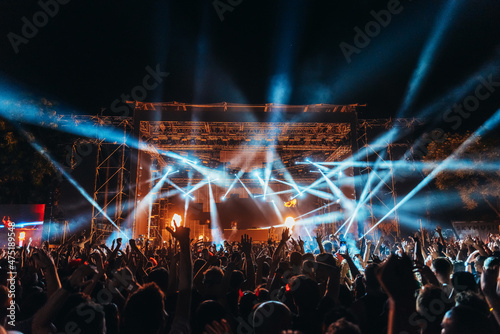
284, 216, 295, 229
171, 214, 182, 227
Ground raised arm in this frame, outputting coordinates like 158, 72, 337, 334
362, 239, 372, 267
32, 248, 61, 298
377, 254, 419, 334
373, 235, 383, 257
315, 230, 325, 254
32, 265, 95, 334
241, 234, 255, 291
436, 226, 447, 249
166, 222, 192, 333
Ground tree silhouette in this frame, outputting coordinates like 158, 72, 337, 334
423, 133, 500, 219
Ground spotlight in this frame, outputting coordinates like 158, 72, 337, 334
171, 213, 182, 227
284, 217, 295, 229
221, 196, 226, 201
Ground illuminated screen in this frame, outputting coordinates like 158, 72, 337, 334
0, 204, 45, 248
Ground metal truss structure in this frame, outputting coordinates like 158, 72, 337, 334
356, 118, 424, 237
56, 103, 423, 242
130, 102, 361, 238
89, 117, 133, 242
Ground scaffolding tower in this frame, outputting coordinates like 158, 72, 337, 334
357, 118, 423, 238
90, 117, 133, 242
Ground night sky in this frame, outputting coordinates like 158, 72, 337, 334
1, 0, 499, 125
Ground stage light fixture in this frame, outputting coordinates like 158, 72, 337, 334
171, 213, 182, 227
284, 217, 295, 229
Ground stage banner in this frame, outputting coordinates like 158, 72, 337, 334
452, 221, 500, 239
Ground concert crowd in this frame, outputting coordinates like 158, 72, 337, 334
1, 224, 500, 334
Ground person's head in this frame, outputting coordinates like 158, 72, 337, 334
441, 305, 492, 334
122, 283, 166, 334
416, 285, 453, 332
431, 258, 453, 282
193, 300, 226, 334
455, 291, 490, 317
146, 267, 169, 295
316, 253, 337, 267
451, 271, 477, 293
253, 301, 291, 334
255, 287, 269, 302
483, 256, 500, 271
325, 318, 361, 334
193, 259, 206, 275
289, 251, 302, 267
302, 253, 315, 263
229, 270, 245, 291
203, 266, 225, 298
239, 291, 258, 319
203, 266, 224, 287
323, 241, 333, 253
302, 260, 316, 279
474, 256, 486, 273
64, 301, 106, 334
288, 275, 320, 313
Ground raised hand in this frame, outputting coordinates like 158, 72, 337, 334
166, 221, 190, 245
297, 236, 304, 248
427, 245, 439, 259
315, 230, 323, 242
464, 235, 474, 246
281, 228, 291, 243
32, 248, 55, 270
90, 252, 105, 275
68, 264, 97, 290
241, 234, 252, 254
